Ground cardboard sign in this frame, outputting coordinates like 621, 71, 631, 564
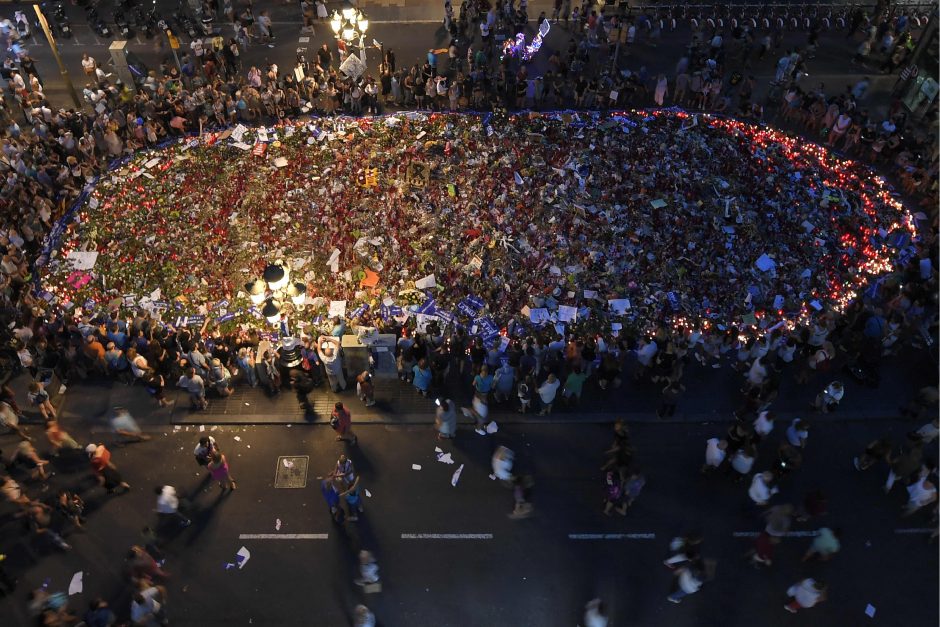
406, 162, 430, 188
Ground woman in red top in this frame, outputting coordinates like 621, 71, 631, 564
86, 444, 130, 494
331, 402, 357, 445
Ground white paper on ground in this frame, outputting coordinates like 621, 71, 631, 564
485, 421, 499, 434
365, 489, 372, 497
451, 463, 464, 487
865, 604, 876, 618
236, 546, 251, 569
328, 300, 347, 318
327, 248, 341, 273
608, 298, 631, 314
415, 274, 436, 289
233, 436, 242, 441
436, 452, 455, 465
275, 518, 281, 530
68, 571, 83, 595
557, 305, 577, 322
412, 464, 422, 470
66, 251, 99, 271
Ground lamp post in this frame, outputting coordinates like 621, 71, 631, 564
31, 3, 81, 109
330, 7, 370, 66
245, 261, 308, 330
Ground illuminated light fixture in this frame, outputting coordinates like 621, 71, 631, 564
285, 282, 306, 306
245, 279, 266, 305
331, 8, 369, 43
263, 263, 289, 291
261, 298, 282, 324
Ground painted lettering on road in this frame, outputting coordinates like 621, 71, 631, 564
567, 533, 657, 540
238, 533, 329, 540
401, 533, 494, 539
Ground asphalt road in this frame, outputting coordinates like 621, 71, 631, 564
3, 0, 914, 116
0, 415, 937, 626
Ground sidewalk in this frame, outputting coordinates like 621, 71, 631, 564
45, 341, 935, 428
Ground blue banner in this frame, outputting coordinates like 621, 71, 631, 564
417, 297, 437, 315
380, 304, 403, 320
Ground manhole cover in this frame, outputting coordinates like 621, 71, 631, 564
275, 456, 309, 488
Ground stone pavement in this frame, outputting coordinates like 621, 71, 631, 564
30, 339, 934, 431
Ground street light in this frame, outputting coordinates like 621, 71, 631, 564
261, 298, 282, 324
246, 261, 306, 327
330, 8, 370, 65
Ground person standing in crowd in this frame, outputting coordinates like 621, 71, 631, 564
356, 371, 375, 407
177, 366, 208, 410
537, 373, 560, 415
317, 336, 346, 392
435, 398, 457, 439
207, 451, 237, 491
657, 381, 686, 418
193, 435, 217, 468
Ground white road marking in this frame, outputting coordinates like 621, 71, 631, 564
732, 531, 819, 538
894, 528, 935, 535
238, 533, 328, 540
401, 533, 493, 540
568, 533, 656, 540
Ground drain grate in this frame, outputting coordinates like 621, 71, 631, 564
274, 456, 310, 488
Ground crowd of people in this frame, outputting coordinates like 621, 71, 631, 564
0, 0, 937, 624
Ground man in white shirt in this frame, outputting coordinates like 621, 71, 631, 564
190, 38, 205, 61
667, 561, 704, 603
131, 585, 166, 625
154, 485, 191, 527
702, 438, 727, 473
81, 53, 97, 76
784, 578, 826, 612
753, 411, 775, 439
480, 20, 490, 43
749, 471, 778, 506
